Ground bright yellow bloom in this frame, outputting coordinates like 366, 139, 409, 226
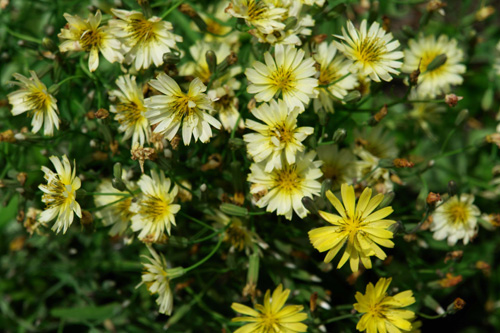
39, 155, 82, 234
334, 20, 403, 82
110, 9, 182, 71
309, 184, 395, 272
8, 71, 59, 136
231, 284, 308, 333
354, 277, 416, 333
58, 10, 123, 72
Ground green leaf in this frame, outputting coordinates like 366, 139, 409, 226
50, 303, 121, 321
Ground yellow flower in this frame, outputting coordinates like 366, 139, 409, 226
431, 194, 480, 246
131, 170, 180, 242
58, 10, 123, 72
309, 184, 395, 272
39, 155, 82, 234
245, 44, 318, 111
7, 71, 59, 136
402, 34, 466, 98
109, 75, 150, 147
354, 277, 415, 333
226, 0, 287, 34
145, 74, 221, 146
231, 284, 308, 333
110, 9, 182, 70
334, 20, 403, 82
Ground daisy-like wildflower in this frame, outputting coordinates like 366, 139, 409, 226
313, 41, 358, 113
197, 2, 239, 44
354, 277, 416, 333
402, 34, 466, 98
245, 44, 318, 111
58, 10, 123, 72
353, 126, 398, 160
243, 99, 314, 172
145, 74, 221, 146
431, 194, 480, 246
248, 150, 322, 220
309, 184, 396, 272
109, 75, 150, 147
226, 0, 287, 34
317, 144, 356, 190
208, 78, 245, 132
8, 71, 59, 136
131, 170, 180, 242
39, 155, 82, 234
334, 20, 404, 82
109, 9, 182, 71
137, 245, 184, 315
231, 284, 307, 333
94, 174, 136, 236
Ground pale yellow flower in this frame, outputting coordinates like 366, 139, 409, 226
226, 0, 287, 34
354, 278, 416, 333
231, 284, 307, 333
8, 71, 59, 136
39, 155, 82, 234
58, 10, 123, 72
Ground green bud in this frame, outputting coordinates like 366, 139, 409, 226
332, 128, 347, 143
320, 179, 332, 199
166, 266, 185, 279
247, 253, 260, 286
163, 51, 181, 65
220, 203, 248, 216
481, 87, 494, 111
229, 138, 245, 150
425, 54, 447, 72
379, 191, 395, 208
378, 158, 394, 169
343, 90, 361, 103
205, 50, 217, 74
113, 163, 123, 180
423, 295, 444, 313
454, 109, 469, 126
42, 37, 57, 52
301, 197, 318, 215
112, 178, 126, 192
318, 109, 328, 126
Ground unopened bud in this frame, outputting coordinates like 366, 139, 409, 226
42, 37, 57, 52
332, 128, 346, 143
343, 90, 361, 102
284, 17, 297, 30
112, 178, 126, 192
113, 163, 123, 180
80, 210, 94, 226
425, 54, 447, 72
448, 180, 458, 197
454, 109, 468, 126
179, 4, 207, 31
301, 197, 318, 215
217, 52, 238, 73
310, 292, 319, 313
220, 203, 248, 216
379, 191, 395, 208
205, 50, 217, 74
229, 138, 245, 150
426, 192, 441, 205
447, 298, 466, 314
445, 94, 463, 107
163, 52, 181, 64
95, 108, 109, 119
320, 179, 333, 199
312, 34, 327, 44
378, 158, 394, 169
393, 158, 414, 168
16, 172, 28, 186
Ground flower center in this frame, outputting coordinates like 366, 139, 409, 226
129, 18, 156, 44
42, 179, 74, 209
343, 216, 363, 239
116, 197, 134, 221
79, 29, 102, 51
419, 51, 446, 74
446, 203, 469, 225
274, 167, 301, 193
139, 196, 169, 222
318, 66, 341, 86
260, 312, 278, 331
270, 67, 296, 94
247, 0, 268, 21
271, 124, 293, 145
171, 94, 197, 120
356, 37, 385, 63
116, 100, 146, 125
368, 302, 387, 319
225, 224, 250, 251
26, 90, 50, 111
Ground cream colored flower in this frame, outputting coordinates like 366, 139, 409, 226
402, 34, 466, 98
39, 155, 82, 234
109, 9, 182, 71
313, 41, 358, 113
248, 150, 322, 220
145, 74, 221, 145
137, 245, 184, 315
109, 75, 150, 147
207, 78, 244, 132
226, 0, 287, 34
8, 71, 59, 136
243, 99, 313, 171
59, 10, 123, 72
245, 44, 318, 111
431, 194, 480, 246
317, 144, 356, 190
131, 170, 180, 242
334, 20, 403, 82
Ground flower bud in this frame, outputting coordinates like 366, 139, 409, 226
205, 50, 217, 74
393, 158, 414, 168
343, 90, 361, 102
220, 203, 248, 216
446, 298, 466, 314
425, 54, 447, 72
448, 180, 457, 197
163, 52, 181, 64
379, 191, 395, 208
454, 109, 468, 126
426, 192, 441, 205
42, 37, 57, 52
332, 128, 346, 143
112, 178, 126, 192
95, 108, 109, 119
409, 68, 420, 86
445, 94, 463, 108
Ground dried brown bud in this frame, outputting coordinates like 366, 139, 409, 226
170, 134, 181, 150
201, 153, 222, 171
409, 68, 420, 86
445, 94, 463, 107
226, 51, 238, 66
179, 3, 196, 17
439, 273, 462, 288
109, 140, 119, 156
475, 261, 491, 276
373, 104, 388, 123
131, 146, 157, 173
16, 209, 25, 223
85, 111, 95, 120
444, 250, 463, 263
0, 129, 16, 143
382, 15, 391, 32
426, 192, 442, 205
247, 98, 257, 111
310, 292, 318, 313
447, 298, 466, 314
427, 0, 447, 12
150, 132, 166, 151
80, 210, 93, 226
16, 172, 27, 186
95, 108, 109, 119
312, 34, 327, 44
393, 158, 414, 168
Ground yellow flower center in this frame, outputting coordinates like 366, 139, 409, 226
272, 123, 293, 144
116, 100, 146, 125
419, 51, 446, 74
225, 224, 250, 251
246, 0, 268, 21
42, 179, 75, 209
26, 90, 50, 111
270, 67, 296, 95
356, 37, 385, 63
274, 167, 301, 193
259, 312, 278, 331
140, 196, 169, 222
116, 197, 135, 221
318, 66, 341, 86
129, 18, 156, 44
367, 301, 387, 319
445, 202, 469, 225
79, 29, 102, 51
171, 94, 197, 120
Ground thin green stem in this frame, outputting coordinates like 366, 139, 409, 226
318, 73, 352, 88
6, 27, 42, 44
184, 236, 223, 273
161, 0, 184, 19
179, 211, 217, 232
417, 312, 446, 320
324, 313, 359, 324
